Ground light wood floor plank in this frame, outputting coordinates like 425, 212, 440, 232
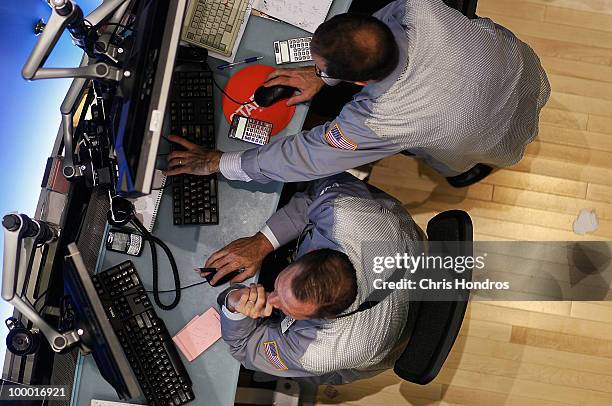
434, 366, 612, 405
485, 301, 573, 317
541, 107, 589, 130
477, 0, 546, 21
403, 192, 612, 238
511, 156, 612, 186
548, 73, 612, 101
469, 303, 612, 341
511, 326, 612, 358
439, 384, 575, 406
540, 56, 612, 83
511, 0, 612, 16
458, 319, 513, 342
545, 4, 612, 32
588, 114, 612, 134
546, 91, 612, 118
522, 35, 612, 66
482, 168, 588, 198
492, 185, 612, 221
586, 183, 612, 203
537, 125, 612, 153
570, 301, 612, 323
486, 13, 612, 50
455, 329, 612, 376
369, 166, 494, 201
444, 351, 612, 394
525, 140, 612, 168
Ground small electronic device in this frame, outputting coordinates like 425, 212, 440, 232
106, 230, 144, 256
199, 268, 243, 286
181, 0, 251, 57
274, 37, 312, 65
228, 115, 272, 146
254, 85, 297, 107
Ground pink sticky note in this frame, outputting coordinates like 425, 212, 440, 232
172, 308, 221, 362
173, 315, 200, 357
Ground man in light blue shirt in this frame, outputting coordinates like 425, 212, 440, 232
209, 173, 422, 384
166, 0, 550, 187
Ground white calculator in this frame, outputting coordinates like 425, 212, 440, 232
228, 115, 273, 146
274, 37, 313, 65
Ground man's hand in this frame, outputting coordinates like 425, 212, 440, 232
264, 67, 325, 106
164, 135, 222, 176
204, 232, 274, 285
227, 284, 273, 319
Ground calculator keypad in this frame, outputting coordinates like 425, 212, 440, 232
289, 37, 312, 63
243, 120, 272, 145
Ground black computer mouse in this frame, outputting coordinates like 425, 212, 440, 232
254, 85, 297, 107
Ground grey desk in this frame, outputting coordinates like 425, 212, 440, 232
71, 2, 351, 405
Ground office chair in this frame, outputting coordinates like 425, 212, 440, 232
393, 210, 473, 385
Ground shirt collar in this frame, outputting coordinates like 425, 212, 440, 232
353, 20, 409, 102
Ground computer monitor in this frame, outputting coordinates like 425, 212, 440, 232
113, 0, 187, 196
63, 243, 141, 400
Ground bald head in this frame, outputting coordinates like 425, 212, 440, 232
311, 13, 399, 82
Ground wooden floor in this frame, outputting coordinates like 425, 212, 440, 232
316, 0, 612, 405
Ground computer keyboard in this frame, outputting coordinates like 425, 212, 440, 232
170, 64, 219, 225
91, 261, 194, 406
181, 0, 250, 57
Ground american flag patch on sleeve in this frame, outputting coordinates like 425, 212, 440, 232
325, 124, 358, 150
262, 341, 288, 371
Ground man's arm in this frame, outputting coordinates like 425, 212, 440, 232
218, 286, 321, 378
264, 172, 374, 247
237, 104, 403, 183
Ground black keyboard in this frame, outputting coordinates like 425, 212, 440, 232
92, 261, 194, 406
170, 64, 219, 225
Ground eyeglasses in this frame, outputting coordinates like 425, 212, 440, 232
314, 64, 340, 81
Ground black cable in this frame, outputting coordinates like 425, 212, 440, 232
96, 22, 134, 33
147, 279, 209, 294
210, 74, 254, 106
130, 217, 181, 310
32, 290, 48, 311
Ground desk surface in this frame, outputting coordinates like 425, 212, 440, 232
72, 2, 351, 405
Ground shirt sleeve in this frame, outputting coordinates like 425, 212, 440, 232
219, 151, 252, 182
373, 0, 407, 20
220, 310, 320, 378
263, 189, 313, 248
262, 173, 370, 247
239, 102, 404, 183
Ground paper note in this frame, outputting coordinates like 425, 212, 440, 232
252, 0, 333, 33
173, 308, 222, 362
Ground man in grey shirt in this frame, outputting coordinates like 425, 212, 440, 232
166, 0, 550, 187
209, 173, 423, 383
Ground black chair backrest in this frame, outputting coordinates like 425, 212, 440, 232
393, 210, 473, 385
443, 0, 478, 19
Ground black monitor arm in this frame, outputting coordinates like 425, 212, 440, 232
1, 213, 81, 353
22, 0, 130, 82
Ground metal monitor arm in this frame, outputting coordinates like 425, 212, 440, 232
22, 0, 130, 82
1, 213, 81, 353
24, 0, 132, 179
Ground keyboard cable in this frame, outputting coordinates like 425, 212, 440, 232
130, 216, 182, 310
